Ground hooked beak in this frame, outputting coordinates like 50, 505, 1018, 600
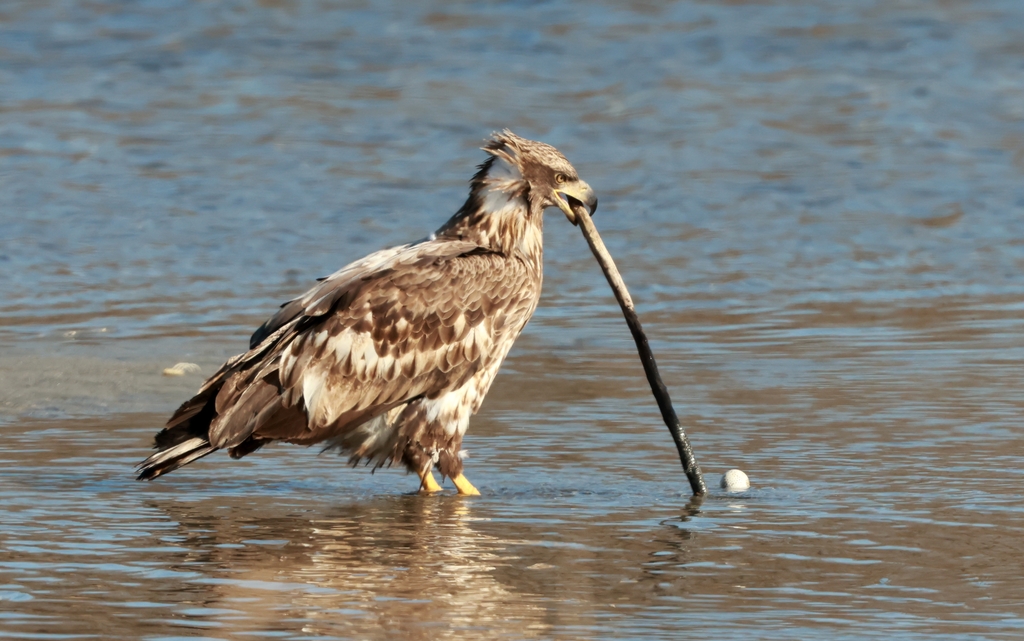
554, 180, 598, 226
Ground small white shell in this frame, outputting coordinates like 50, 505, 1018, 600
162, 362, 202, 377
720, 469, 750, 492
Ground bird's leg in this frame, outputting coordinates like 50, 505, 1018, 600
451, 473, 480, 496
419, 469, 443, 493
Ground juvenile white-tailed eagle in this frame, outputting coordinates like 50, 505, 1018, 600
137, 131, 597, 495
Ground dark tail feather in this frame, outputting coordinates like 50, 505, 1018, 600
137, 437, 218, 480
138, 388, 221, 480
157, 388, 219, 449
139, 339, 279, 480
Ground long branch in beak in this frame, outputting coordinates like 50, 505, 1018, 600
554, 180, 598, 226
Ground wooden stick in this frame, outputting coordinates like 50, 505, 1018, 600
573, 208, 707, 497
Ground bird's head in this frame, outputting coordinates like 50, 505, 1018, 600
482, 130, 598, 225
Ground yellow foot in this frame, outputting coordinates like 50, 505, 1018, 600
420, 470, 443, 493
451, 473, 481, 496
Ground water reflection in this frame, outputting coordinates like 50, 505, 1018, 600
135, 491, 721, 638
150, 495, 550, 639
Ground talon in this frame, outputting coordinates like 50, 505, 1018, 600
420, 470, 442, 493
451, 473, 480, 496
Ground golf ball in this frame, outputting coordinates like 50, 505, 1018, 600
720, 469, 750, 491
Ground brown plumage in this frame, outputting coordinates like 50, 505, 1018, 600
137, 130, 597, 493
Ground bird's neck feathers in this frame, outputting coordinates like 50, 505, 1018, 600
435, 156, 544, 264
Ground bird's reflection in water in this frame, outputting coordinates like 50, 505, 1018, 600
151, 493, 551, 639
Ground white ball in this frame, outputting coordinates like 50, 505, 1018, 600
720, 469, 750, 491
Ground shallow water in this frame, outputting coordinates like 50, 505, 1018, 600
3, 0, 1024, 638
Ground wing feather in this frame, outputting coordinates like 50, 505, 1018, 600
191, 237, 538, 453
257, 239, 537, 445
249, 243, 413, 349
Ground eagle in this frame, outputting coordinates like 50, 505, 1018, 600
137, 131, 598, 495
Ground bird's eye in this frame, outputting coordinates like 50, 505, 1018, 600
555, 173, 568, 184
